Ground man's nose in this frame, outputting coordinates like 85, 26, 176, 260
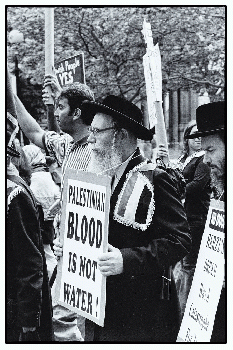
203, 152, 211, 165
54, 108, 59, 117
87, 133, 96, 144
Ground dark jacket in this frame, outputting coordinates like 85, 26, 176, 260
7, 174, 53, 342
182, 155, 211, 264
85, 149, 191, 342
183, 155, 211, 221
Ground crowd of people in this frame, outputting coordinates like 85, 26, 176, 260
7, 67, 225, 343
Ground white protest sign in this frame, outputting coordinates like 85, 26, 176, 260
55, 169, 111, 326
177, 199, 225, 342
142, 19, 163, 129
142, 19, 168, 149
143, 54, 157, 128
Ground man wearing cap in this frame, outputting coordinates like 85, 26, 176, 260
185, 101, 225, 343
55, 95, 191, 341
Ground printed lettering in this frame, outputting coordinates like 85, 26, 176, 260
63, 283, 92, 314
209, 209, 224, 232
79, 256, 98, 282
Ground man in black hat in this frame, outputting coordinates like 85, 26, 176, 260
185, 101, 225, 201
55, 95, 191, 341
185, 101, 225, 343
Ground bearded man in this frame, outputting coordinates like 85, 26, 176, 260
186, 101, 225, 343
55, 95, 191, 342
186, 102, 225, 200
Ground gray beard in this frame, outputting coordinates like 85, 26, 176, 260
211, 172, 225, 195
88, 147, 123, 177
210, 159, 225, 195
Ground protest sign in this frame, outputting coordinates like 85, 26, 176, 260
177, 199, 225, 342
54, 53, 85, 87
142, 19, 168, 149
55, 169, 111, 326
44, 8, 54, 105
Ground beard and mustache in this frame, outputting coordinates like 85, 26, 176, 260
210, 157, 225, 196
87, 141, 123, 177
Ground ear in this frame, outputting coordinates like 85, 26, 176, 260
73, 108, 81, 121
119, 128, 130, 140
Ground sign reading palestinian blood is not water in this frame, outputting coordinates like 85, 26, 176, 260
55, 53, 85, 87
177, 199, 225, 342
55, 169, 111, 326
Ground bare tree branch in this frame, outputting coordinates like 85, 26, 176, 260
78, 16, 98, 59
181, 76, 225, 88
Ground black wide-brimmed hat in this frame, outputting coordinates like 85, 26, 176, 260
185, 101, 225, 139
81, 95, 153, 141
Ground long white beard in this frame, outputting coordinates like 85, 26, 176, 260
88, 145, 123, 177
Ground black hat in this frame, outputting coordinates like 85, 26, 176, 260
81, 95, 153, 141
185, 101, 225, 139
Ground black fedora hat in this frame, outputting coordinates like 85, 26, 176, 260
185, 101, 225, 139
81, 95, 153, 141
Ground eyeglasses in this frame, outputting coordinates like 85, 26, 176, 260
189, 134, 201, 140
88, 126, 116, 136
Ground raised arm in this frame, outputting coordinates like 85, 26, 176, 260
42, 74, 62, 133
14, 94, 45, 149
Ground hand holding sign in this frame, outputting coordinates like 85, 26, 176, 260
47, 198, 61, 218
156, 144, 170, 165
98, 244, 123, 277
55, 170, 111, 326
42, 74, 62, 105
44, 74, 62, 95
53, 237, 63, 258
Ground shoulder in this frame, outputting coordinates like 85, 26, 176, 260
44, 130, 73, 145
7, 178, 28, 209
7, 178, 24, 198
132, 162, 176, 193
193, 155, 210, 172
139, 161, 170, 179
43, 131, 74, 166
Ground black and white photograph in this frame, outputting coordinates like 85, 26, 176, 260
6, 4, 226, 344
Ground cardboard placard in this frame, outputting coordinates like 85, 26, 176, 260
55, 53, 85, 86
55, 169, 111, 326
177, 199, 225, 342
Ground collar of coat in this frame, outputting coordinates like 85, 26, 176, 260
112, 148, 156, 231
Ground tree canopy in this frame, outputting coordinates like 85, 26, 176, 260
7, 6, 225, 119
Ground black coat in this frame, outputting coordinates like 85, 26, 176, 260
85, 150, 191, 342
182, 155, 211, 264
7, 174, 53, 342
183, 155, 211, 221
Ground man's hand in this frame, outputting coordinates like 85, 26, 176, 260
42, 74, 62, 105
53, 211, 61, 239
97, 244, 123, 276
47, 198, 61, 219
156, 144, 170, 166
53, 237, 63, 258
